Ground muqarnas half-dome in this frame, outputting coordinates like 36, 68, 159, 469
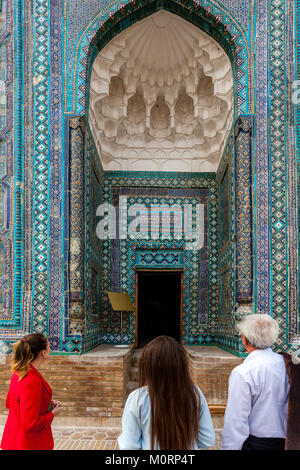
89, 10, 233, 172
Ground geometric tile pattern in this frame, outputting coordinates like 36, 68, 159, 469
68, 117, 85, 336
219, 165, 230, 249
62, 0, 253, 354
269, 0, 288, 351
69, 117, 85, 298
234, 115, 253, 302
0, 0, 14, 329
0, 0, 33, 350
43, 0, 300, 356
81, 125, 103, 352
270, 0, 299, 351
48, 0, 64, 351
295, 0, 300, 341
100, 175, 218, 346
255, 0, 270, 315
65, 0, 250, 74
135, 251, 184, 269
1, 0, 300, 358
126, 240, 210, 345
32, 0, 50, 335
219, 0, 249, 32
285, 0, 299, 346
216, 130, 237, 351
219, 264, 231, 324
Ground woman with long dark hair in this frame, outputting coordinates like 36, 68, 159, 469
118, 336, 215, 450
1, 333, 62, 450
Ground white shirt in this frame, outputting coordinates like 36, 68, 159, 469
118, 385, 215, 450
221, 348, 290, 450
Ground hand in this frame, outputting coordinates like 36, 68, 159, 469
48, 400, 62, 412
51, 403, 63, 417
52, 400, 62, 408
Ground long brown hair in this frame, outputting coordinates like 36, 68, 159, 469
11, 333, 48, 380
138, 335, 201, 450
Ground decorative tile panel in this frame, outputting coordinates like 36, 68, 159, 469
234, 115, 253, 303
68, 116, 85, 335
32, 0, 50, 335
100, 175, 217, 345
135, 250, 184, 269
255, 0, 270, 315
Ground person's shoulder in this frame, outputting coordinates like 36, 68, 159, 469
19, 368, 42, 388
125, 386, 149, 413
232, 350, 283, 377
229, 361, 249, 380
8, 372, 20, 388
127, 386, 149, 402
269, 350, 287, 371
194, 384, 204, 396
193, 384, 208, 404
271, 350, 286, 362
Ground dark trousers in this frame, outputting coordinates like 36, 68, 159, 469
242, 434, 285, 451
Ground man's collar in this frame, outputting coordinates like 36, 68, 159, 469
244, 347, 273, 362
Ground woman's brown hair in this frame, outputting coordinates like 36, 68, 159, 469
11, 333, 48, 380
138, 335, 201, 450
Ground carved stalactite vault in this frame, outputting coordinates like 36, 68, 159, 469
88, 10, 234, 173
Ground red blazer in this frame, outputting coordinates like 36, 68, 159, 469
1, 365, 54, 450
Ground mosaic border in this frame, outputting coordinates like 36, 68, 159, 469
255, 0, 270, 315
31, 0, 50, 335
0, 0, 15, 329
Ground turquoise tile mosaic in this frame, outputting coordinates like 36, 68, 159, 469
0, 0, 299, 357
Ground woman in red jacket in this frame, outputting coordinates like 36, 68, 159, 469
1, 333, 63, 450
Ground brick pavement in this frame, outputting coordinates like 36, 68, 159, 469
0, 425, 120, 450
0, 419, 223, 450
52, 426, 120, 450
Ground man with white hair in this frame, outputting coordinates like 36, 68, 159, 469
221, 314, 290, 450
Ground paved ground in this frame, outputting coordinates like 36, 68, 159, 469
53, 426, 120, 450
0, 422, 222, 450
0, 425, 120, 450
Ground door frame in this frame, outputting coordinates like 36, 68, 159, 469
135, 269, 183, 347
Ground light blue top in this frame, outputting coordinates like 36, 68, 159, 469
117, 385, 215, 450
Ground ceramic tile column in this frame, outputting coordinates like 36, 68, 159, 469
69, 116, 85, 335
234, 115, 253, 306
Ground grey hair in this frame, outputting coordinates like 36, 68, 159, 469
236, 314, 279, 349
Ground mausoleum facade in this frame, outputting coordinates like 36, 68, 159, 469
0, 0, 299, 359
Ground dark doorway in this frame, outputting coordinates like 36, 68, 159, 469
137, 270, 182, 347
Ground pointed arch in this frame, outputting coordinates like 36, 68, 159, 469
64, 0, 252, 117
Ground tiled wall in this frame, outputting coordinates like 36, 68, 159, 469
99, 171, 218, 345
215, 131, 238, 352
0, 0, 299, 356
82, 125, 104, 352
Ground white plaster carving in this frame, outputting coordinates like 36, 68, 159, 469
89, 10, 233, 172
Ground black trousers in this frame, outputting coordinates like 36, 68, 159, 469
242, 434, 285, 451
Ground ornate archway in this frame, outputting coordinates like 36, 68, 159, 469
65, 0, 254, 353
65, 0, 252, 117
